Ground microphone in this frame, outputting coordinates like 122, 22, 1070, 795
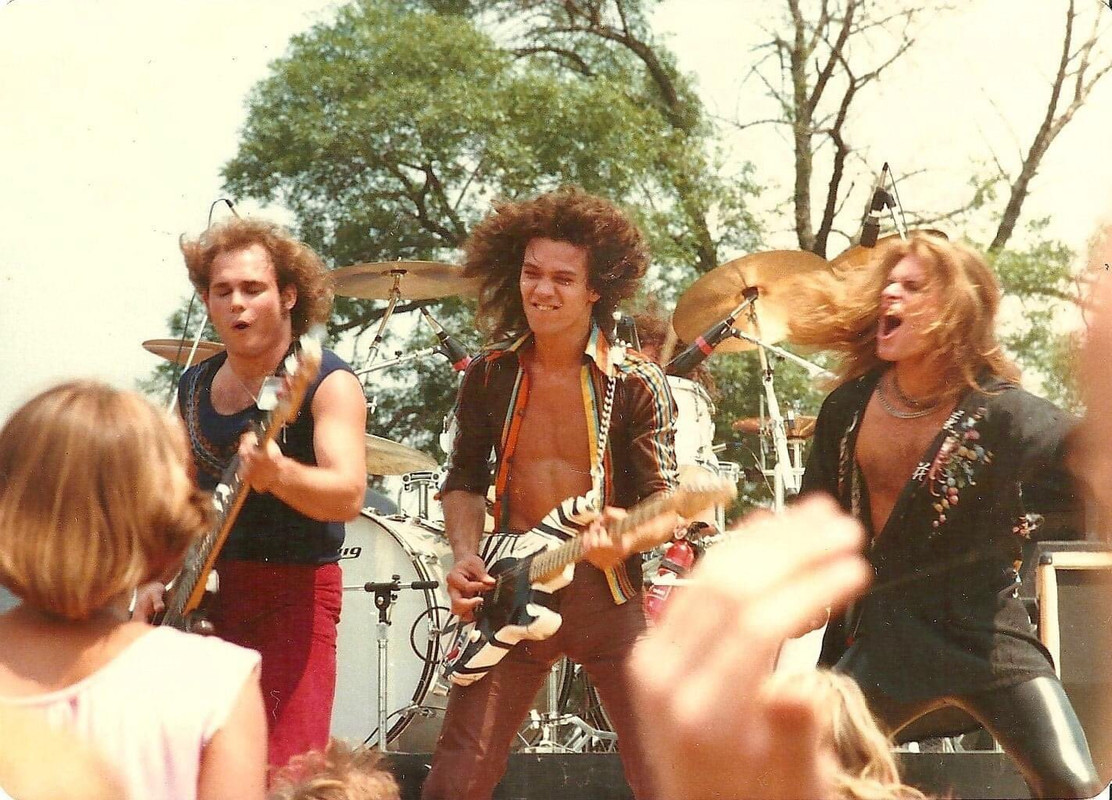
860, 163, 892, 248
223, 198, 240, 218
665, 288, 756, 376
420, 307, 472, 372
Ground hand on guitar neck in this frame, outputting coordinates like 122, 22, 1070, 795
578, 495, 682, 571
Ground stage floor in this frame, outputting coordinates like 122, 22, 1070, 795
386, 751, 1033, 799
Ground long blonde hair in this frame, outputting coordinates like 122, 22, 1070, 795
268, 739, 400, 800
766, 669, 929, 800
0, 382, 210, 620
791, 234, 1019, 398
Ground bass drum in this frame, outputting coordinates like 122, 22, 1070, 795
332, 512, 572, 752
332, 512, 453, 750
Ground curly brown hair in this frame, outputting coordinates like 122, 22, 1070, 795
180, 218, 333, 337
464, 187, 649, 341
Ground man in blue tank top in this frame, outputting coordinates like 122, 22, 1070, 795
175, 218, 366, 770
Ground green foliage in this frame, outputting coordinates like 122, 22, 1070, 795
986, 220, 1082, 411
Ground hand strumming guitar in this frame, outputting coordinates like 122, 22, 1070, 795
445, 554, 496, 621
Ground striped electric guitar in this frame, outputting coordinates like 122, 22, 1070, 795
441, 472, 737, 685
158, 327, 324, 632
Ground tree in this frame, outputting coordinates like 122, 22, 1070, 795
214, 0, 761, 449
737, 0, 945, 257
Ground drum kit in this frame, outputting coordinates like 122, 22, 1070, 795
143, 232, 901, 752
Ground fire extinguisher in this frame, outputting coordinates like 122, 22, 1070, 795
643, 538, 697, 624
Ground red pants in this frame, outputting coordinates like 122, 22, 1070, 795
210, 560, 342, 771
422, 566, 656, 800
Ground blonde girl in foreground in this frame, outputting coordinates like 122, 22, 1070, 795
0, 381, 266, 800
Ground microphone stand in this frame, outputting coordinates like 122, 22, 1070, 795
361, 575, 440, 752
355, 345, 442, 375
731, 331, 834, 381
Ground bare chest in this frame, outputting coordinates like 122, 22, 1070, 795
208, 369, 256, 416
855, 395, 954, 532
506, 368, 594, 529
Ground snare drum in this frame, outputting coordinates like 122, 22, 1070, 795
667, 376, 717, 468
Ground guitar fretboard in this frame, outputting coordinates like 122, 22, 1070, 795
527, 489, 689, 583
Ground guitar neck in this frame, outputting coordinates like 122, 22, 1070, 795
527, 491, 680, 583
160, 419, 278, 626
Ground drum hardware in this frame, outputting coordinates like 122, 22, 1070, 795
355, 344, 443, 376
332, 260, 480, 302
360, 574, 441, 753
518, 661, 616, 754
400, 471, 443, 521
363, 270, 403, 367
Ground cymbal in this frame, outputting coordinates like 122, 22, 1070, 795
365, 434, 438, 476
832, 230, 948, 274
143, 338, 225, 365
732, 415, 817, 439
672, 251, 833, 353
332, 261, 480, 300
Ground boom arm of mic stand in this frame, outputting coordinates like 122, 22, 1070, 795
731, 331, 835, 381
355, 345, 442, 376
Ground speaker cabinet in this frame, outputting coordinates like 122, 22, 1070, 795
1035, 541, 1112, 782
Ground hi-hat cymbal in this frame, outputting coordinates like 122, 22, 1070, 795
732, 415, 817, 439
832, 230, 948, 274
672, 251, 833, 353
332, 261, 480, 300
143, 338, 225, 365
365, 434, 438, 476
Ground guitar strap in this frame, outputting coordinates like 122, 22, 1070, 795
590, 371, 617, 501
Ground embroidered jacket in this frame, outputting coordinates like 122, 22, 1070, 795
802, 370, 1076, 701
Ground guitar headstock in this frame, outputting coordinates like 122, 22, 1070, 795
671, 468, 738, 518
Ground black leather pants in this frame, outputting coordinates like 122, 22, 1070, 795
870, 676, 1103, 799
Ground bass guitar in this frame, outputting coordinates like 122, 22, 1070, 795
157, 327, 324, 632
441, 471, 736, 685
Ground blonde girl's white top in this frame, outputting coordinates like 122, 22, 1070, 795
0, 626, 259, 800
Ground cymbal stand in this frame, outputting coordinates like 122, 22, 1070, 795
742, 298, 799, 509
166, 310, 214, 412
521, 661, 571, 752
364, 272, 405, 367
362, 575, 440, 752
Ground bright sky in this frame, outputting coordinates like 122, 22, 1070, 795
1, 0, 1110, 421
